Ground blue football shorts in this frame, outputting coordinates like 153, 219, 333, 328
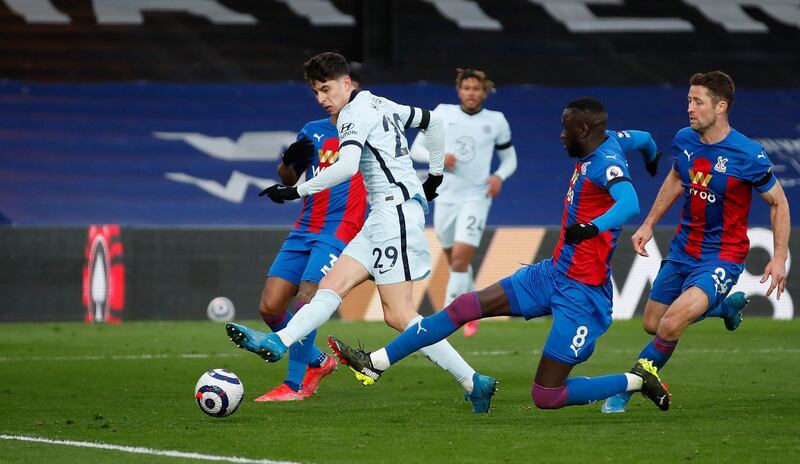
500, 258, 613, 365
649, 258, 744, 312
267, 230, 344, 285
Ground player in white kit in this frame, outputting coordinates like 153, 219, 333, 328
226, 53, 497, 413
410, 69, 517, 337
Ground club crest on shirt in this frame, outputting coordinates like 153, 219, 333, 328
606, 165, 623, 181
714, 156, 728, 173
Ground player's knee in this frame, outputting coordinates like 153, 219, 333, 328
657, 314, 684, 341
259, 295, 285, 318
642, 317, 659, 335
531, 383, 567, 410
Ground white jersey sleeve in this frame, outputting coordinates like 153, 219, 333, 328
409, 104, 444, 164
493, 113, 517, 181
495, 113, 512, 148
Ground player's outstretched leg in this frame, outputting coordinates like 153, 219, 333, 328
327, 336, 383, 386
226, 322, 288, 363
630, 358, 670, 411
722, 291, 749, 331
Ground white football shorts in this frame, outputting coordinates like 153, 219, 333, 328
343, 199, 431, 285
434, 197, 491, 249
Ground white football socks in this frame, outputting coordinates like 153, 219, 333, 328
370, 348, 391, 371
277, 289, 341, 347
444, 270, 470, 306
624, 373, 644, 391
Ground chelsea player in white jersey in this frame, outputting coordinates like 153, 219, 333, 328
410, 69, 518, 337
226, 52, 497, 413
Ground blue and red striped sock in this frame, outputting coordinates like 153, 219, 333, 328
638, 335, 678, 371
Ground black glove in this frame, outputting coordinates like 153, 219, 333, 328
644, 151, 662, 177
422, 174, 443, 201
282, 138, 315, 174
564, 222, 599, 245
259, 184, 300, 204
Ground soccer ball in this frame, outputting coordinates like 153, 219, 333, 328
207, 296, 236, 322
194, 369, 244, 418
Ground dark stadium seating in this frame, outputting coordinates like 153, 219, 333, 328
0, 0, 798, 86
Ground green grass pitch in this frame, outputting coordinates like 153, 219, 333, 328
1, 318, 798, 463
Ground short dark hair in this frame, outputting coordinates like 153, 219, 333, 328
690, 71, 735, 112
349, 68, 363, 86
303, 52, 350, 85
455, 68, 495, 93
565, 97, 608, 130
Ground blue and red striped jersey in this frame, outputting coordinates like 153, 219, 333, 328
668, 127, 775, 264
553, 130, 647, 286
293, 118, 367, 246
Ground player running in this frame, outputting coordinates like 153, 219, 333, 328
230, 73, 368, 402
226, 52, 496, 413
329, 98, 672, 412
410, 68, 517, 337
602, 71, 790, 413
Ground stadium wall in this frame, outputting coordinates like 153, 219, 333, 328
0, 226, 793, 323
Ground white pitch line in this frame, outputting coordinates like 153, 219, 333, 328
0, 434, 301, 464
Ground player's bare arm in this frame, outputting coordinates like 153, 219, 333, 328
632, 168, 683, 256
488, 144, 517, 197
759, 181, 790, 299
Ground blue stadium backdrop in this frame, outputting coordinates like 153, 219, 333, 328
1, 81, 798, 226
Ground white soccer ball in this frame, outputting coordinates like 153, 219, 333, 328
207, 296, 236, 322
194, 369, 244, 418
